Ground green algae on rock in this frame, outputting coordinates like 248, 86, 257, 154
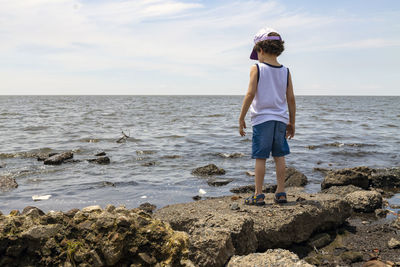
0, 205, 193, 266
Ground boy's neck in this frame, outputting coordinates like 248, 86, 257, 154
258, 53, 280, 66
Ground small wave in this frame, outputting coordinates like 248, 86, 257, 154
155, 135, 184, 139
207, 114, 224, 117
386, 124, 398, 128
136, 150, 156, 155
80, 138, 100, 143
217, 152, 245, 158
330, 151, 375, 157
23, 125, 49, 131
307, 142, 377, 150
0, 112, 21, 116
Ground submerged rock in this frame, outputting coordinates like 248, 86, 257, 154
0, 206, 192, 266
95, 151, 106, 156
227, 248, 315, 267
44, 152, 73, 165
0, 176, 18, 190
87, 156, 110, 165
191, 164, 226, 176
207, 178, 234, 187
154, 188, 351, 267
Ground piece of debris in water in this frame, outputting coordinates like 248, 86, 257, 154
140, 195, 147, 199
246, 171, 255, 176
32, 194, 52, 201
199, 189, 206, 195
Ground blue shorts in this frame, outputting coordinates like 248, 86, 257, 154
252, 120, 290, 159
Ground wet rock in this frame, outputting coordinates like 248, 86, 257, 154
321, 184, 364, 197
226, 248, 315, 267
100, 181, 115, 187
191, 164, 226, 176
37, 152, 58, 161
369, 167, 400, 189
154, 188, 351, 267
388, 237, 400, 249
95, 151, 106, 156
344, 190, 383, 213
0, 176, 18, 190
192, 195, 201, 201
44, 151, 73, 165
321, 166, 400, 190
217, 152, 245, 158
245, 171, 255, 176
285, 167, 308, 186
207, 178, 234, 186
313, 167, 332, 174
321, 167, 372, 190
87, 156, 110, 165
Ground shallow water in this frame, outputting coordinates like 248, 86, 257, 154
0, 95, 399, 213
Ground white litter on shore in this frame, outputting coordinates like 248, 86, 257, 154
140, 195, 147, 199
199, 189, 206, 195
32, 194, 52, 201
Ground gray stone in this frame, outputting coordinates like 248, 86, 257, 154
344, 190, 383, 212
82, 205, 102, 213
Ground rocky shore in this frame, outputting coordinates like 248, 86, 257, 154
1, 166, 400, 266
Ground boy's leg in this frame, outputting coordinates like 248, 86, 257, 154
255, 158, 266, 196
273, 156, 286, 199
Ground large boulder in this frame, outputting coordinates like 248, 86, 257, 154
344, 190, 383, 213
226, 248, 315, 267
154, 188, 351, 267
0, 206, 193, 266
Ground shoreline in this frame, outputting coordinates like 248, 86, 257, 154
1, 166, 400, 266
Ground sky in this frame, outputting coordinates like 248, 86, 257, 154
0, 0, 399, 95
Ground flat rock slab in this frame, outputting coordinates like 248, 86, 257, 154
191, 164, 226, 176
154, 188, 351, 267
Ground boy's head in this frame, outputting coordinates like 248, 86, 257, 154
250, 27, 285, 60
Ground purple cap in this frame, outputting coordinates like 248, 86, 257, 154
250, 27, 281, 60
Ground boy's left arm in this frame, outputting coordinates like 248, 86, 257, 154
239, 65, 258, 136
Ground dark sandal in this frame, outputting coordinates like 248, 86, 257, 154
244, 193, 265, 206
274, 192, 287, 204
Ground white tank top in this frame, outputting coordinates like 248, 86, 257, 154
250, 62, 289, 126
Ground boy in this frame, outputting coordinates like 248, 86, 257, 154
239, 27, 296, 205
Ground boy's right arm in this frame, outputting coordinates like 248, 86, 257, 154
286, 71, 296, 139
239, 65, 258, 136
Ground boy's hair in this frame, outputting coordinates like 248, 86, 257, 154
254, 32, 285, 56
